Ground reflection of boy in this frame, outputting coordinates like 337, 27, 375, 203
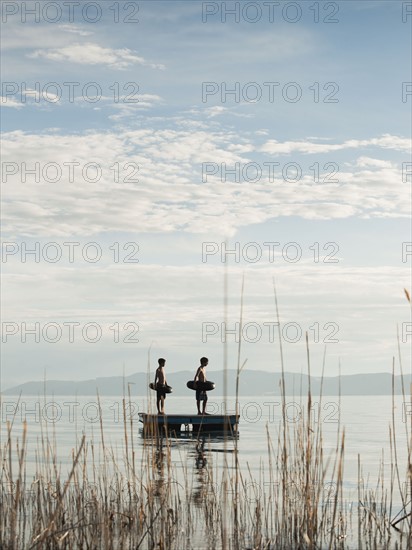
194, 357, 208, 415
154, 358, 167, 414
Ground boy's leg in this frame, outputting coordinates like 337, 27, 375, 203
156, 391, 164, 413
160, 395, 165, 413
202, 393, 208, 414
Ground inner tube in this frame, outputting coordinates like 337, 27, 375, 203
186, 380, 215, 391
149, 383, 173, 394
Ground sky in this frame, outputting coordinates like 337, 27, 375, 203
1, 0, 411, 390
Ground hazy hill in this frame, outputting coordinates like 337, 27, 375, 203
2, 370, 410, 396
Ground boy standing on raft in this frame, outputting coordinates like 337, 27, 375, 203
154, 358, 167, 414
194, 357, 209, 415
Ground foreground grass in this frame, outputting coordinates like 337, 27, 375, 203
2, 288, 411, 548
1, 383, 411, 549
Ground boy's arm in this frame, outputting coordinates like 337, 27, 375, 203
163, 368, 167, 385
194, 367, 200, 382
154, 368, 158, 384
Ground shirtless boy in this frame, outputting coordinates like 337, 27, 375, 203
154, 358, 167, 414
194, 357, 209, 415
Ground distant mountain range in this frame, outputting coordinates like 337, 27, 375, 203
2, 370, 411, 396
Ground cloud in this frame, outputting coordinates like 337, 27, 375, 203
205, 106, 227, 118
1, 128, 409, 239
28, 43, 165, 70
1, 90, 61, 110
356, 157, 394, 169
260, 135, 411, 155
58, 25, 93, 37
22, 88, 61, 103
2, 23, 78, 51
108, 94, 163, 119
1, 96, 25, 109
186, 105, 254, 121
2, 258, 410, 386
2, 261, 409, 322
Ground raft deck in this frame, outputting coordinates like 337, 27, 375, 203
138, 413, 239, 432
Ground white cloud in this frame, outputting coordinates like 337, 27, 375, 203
356, 157, 394, 169
58, 24, 93, 37
28, 42, 165, 70
1, 90, 61, 110
2, 23, 78, 51
1, 129, 409, 239
22, 88, 60, 103
205, 106, 227, 118
2, 259, 410, 386
108, 94, 163, 119
1, 96, 25, 109
260, 135, 411, 155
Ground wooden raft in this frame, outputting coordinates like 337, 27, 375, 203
138, 413, 239, 433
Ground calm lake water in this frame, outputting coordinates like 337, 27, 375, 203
2, 394, 410, 509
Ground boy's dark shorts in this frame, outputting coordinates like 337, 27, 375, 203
156, 387, 167, 399
196, 390, 208, 401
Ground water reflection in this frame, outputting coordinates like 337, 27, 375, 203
138, 420, 240, 514
142, 431, 238, 510
153, 434, 167, 498
191, 437, 208, 506
139, 427, 239, 446
193, 438, 207, 469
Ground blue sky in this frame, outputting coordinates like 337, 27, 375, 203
1, 1, 411, 389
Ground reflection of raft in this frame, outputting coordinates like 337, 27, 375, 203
149, 383, 173, 393
186, 380, 215, 391
138, 413, 238, 433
